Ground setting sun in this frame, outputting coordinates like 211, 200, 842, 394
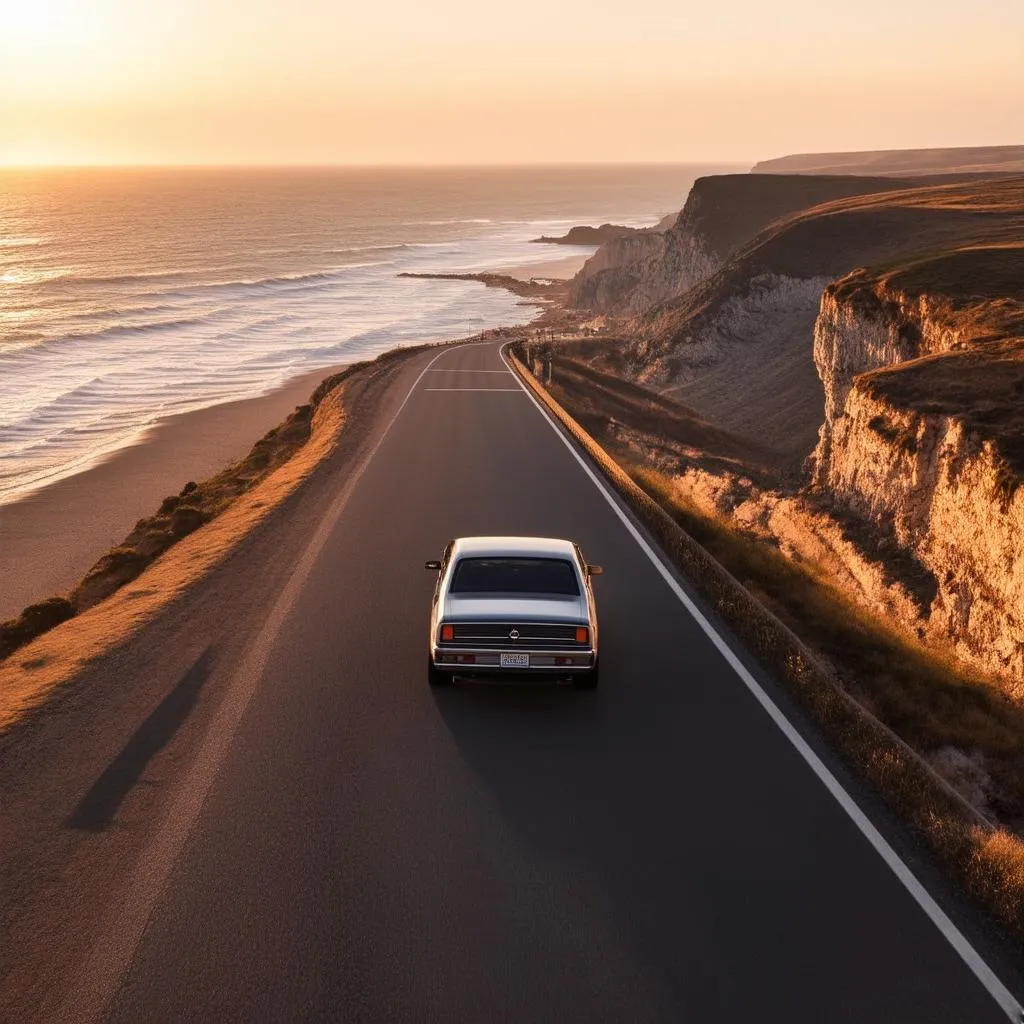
1, 0, 1021, 166
3, 0, 59, 35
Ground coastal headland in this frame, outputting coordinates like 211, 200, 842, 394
2, 155, 1024, 1019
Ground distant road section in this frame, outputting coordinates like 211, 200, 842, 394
0, 342, 1019, 1022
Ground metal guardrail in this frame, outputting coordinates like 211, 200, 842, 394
504, 342, 998, 836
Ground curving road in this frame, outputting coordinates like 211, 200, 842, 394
1, 341, 1020, 1022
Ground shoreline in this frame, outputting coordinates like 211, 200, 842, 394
0, 364, 345, 621
498, 253, 590, 281
0, 252, 588, 622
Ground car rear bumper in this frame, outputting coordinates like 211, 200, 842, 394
430, 645, 596, 674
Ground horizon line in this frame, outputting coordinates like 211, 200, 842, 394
0, 159, 754, 172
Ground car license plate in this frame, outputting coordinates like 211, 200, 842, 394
500, 652, 530, 668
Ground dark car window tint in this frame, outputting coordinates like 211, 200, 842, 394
450, 557, 580, 596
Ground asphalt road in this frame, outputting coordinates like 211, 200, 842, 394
2, 341, 1019, 1022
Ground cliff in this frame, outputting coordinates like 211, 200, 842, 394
563, 171, 1024, 684
587, 176, 1024, 464
809, 244, 1024, 681
568, 173, 913, 318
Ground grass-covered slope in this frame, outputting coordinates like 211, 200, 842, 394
568, 172, 916, 315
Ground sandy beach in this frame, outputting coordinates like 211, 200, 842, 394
0, 249, 588, 623
0, 365, 346, 621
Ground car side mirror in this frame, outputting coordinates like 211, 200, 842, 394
587, 565, 603, 576
425, 560, 442, 571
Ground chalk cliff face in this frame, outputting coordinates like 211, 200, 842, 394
573, 173, 1024, 688
567, 228, 690, 315
810, 287, 943, 475
568, 173, 914, 318
809, 279, 1024, 683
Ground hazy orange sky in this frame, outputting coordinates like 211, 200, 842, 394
1, 0, 1021, 166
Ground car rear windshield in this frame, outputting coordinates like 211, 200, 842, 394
449, 557, 580, 596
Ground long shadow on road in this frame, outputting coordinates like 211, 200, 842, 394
66, 647, 214, 832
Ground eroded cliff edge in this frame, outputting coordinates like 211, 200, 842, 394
808, 247, 1024, 682
564, 173, 1024, 688
568, 173, 912, 318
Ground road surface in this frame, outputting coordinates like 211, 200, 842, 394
1, 341, 1019, 1022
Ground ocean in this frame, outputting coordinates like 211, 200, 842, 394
0, 164, 731, 504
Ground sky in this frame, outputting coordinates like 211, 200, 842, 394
0, 0, 1022, 166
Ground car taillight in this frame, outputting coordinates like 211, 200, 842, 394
576, 626, 589, 644
440, 623, 454, 642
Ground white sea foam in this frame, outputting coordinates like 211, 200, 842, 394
0, 237, 544, 501
0, 165, 719, 503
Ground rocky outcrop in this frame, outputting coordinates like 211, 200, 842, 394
819, 388, 1023, 683
569, 226, 717, 316
568, 173, 914, 318
531, 224, 639, 245
810, 287, 945, 475
808, 274, 1024, 684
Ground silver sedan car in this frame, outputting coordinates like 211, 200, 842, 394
425, 536, 601, 688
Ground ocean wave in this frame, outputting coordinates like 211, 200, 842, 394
0, 236, 48, 248
120, 262, 394, 303
52, 315, 216, 346
323, 243, 411, 257
0, 330, 45, 346
45, 268, 198, 288
406, 219, 493, 226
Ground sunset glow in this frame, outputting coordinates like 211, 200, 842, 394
0, 0, 1022, 165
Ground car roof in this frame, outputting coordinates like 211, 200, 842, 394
451, 536, 578, 559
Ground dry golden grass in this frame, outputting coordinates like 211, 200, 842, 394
0, 384, 347, 731
510, 343, 1024, 941
640, 176, 1024, 345
0, 346, 436, 731
629, 463, 1024, 812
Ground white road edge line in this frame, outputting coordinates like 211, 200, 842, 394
499, 344, 1022, 1021
58, 344, 461, 1024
